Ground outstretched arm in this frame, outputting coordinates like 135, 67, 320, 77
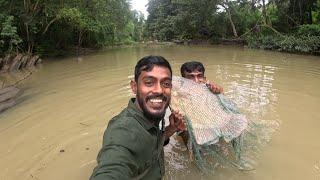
90, 144, 138, 180
90, 126, 139, 180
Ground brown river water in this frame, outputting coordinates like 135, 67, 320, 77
0, 45, 319, 180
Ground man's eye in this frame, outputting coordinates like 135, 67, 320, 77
162, 81, 172, 88
144, 80, 154, 86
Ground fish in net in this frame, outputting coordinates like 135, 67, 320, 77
170, 76, 276, 174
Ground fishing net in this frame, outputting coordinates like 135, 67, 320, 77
170, 76, 277, 174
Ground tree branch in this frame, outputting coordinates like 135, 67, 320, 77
42, 16, 59, 35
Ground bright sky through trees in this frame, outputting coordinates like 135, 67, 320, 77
131, 0, 149, 16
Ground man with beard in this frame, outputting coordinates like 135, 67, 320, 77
90, 56, 184, 180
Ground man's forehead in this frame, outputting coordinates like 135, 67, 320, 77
140, 66, 172, 79
185, 70, 204, 76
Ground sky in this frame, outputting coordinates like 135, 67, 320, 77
130, 0, 149, 17
130, 0, 270, 16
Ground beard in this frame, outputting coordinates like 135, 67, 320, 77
136, 91, 170, 122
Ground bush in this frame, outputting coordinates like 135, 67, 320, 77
210, 37, 222, 44
259, 35, 281, 50
246, 34, 320, 54
0, 15, 22, 56
296, 24, 320, 37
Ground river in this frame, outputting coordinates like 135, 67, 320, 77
0, 45, 319, 180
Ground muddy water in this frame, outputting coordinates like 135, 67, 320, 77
0, 45, 319, 180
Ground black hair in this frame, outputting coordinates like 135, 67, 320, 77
180, 61, 205, 77
134, 55, 172, 82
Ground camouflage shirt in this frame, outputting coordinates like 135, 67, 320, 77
90, 98, 165, 180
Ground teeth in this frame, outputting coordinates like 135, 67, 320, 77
150, 99, 163, 103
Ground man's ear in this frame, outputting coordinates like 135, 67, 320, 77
130, 80, 137, 94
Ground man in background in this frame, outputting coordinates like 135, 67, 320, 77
178, 61, 223, 146
180, 61, 223, 93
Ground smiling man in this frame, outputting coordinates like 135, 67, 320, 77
181, 61, 223, 93
90, 56, 184, 180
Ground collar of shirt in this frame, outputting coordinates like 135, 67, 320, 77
127, 98, 159, 131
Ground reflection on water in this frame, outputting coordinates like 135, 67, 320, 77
0, 45, 320, 180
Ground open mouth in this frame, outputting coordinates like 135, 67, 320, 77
147, 96, 166, 109
149, 99, 163, 103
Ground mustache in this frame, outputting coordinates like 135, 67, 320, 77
146, 94, 167, 102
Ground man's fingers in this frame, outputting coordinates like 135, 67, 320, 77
207, 82, 223, 94
169, 109, 185, 129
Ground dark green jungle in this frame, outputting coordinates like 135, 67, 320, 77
0, 0, 319, 58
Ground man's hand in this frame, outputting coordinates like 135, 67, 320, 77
164, 109, 185, 140
205, 81, 223, 94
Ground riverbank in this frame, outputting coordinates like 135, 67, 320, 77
169, 37, 320, 56
0, 53, 41, 112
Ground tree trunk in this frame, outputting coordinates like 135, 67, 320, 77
299, 0, 304, 25
262, 0, 268, 25
251, 0, 256, 11
25, 23, 32, 53
42, 17, 59, 35
78, 30, 83, 56
9, 54, 23, 72
26, 55, 39, 67
224, 0, 238, 38
227, 11, 238, 38
308, 5, 313, 24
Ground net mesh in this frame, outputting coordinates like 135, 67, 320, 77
171, 76, 278, 174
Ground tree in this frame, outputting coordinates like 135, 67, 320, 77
0, 0, 142, 57
220, 0, 239, 38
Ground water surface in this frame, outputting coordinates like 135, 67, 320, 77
0, 45, 319, 180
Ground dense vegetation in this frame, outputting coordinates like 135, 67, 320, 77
0, 0, 145, 57
1, 0, 319, 57
145, 0, 320, 54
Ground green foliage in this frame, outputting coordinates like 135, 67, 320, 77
131, 11, 145, 42
246, 23, 320, 54
0, 0, 145, 57
247, 34, 320, 54
0, 0, 319, 56
145, 0, 320, 55
296, 24, 320, 36
146, 0, 219, 41
145, 0, 264, 41
0, 15, 22, 54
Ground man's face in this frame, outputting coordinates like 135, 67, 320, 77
183, 70, 206, 83
131, 65, 172, 120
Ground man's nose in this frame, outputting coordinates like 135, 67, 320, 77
194, 77, 200, 83
152, 82, 163, 93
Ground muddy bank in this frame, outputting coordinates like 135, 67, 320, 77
0, 53, 41, 112
0, 86, 21, 112
172, 39, 246, 46
0, 53, 41, 73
